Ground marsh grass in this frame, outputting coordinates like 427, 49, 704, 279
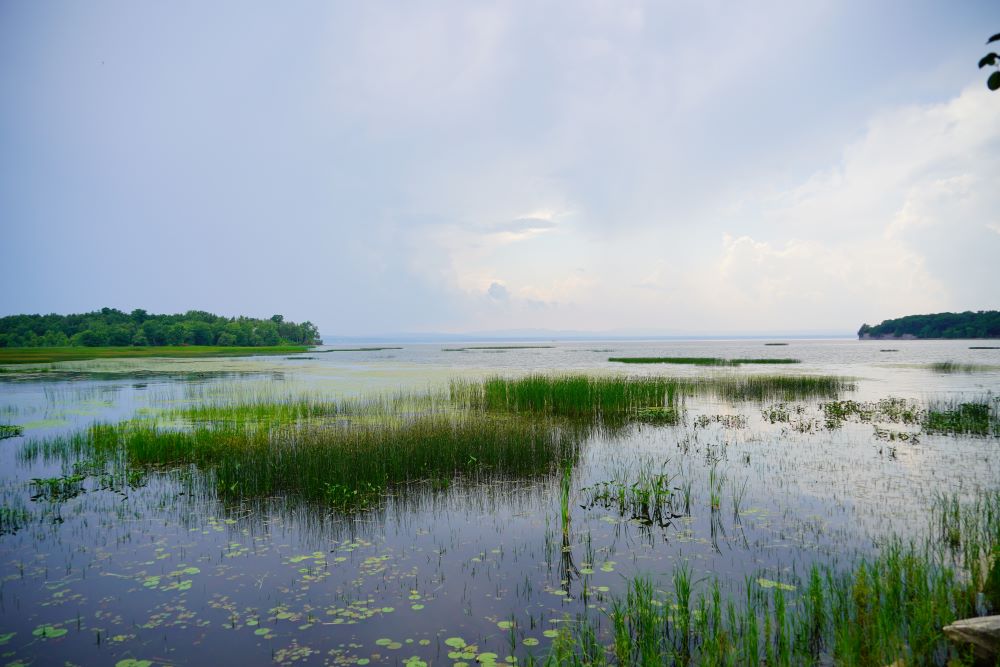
821, 398, 923, 429
924, 398, 998, 436
450, 375, 681, 419
37, 412, 581, 509
608, 357, 801, 366
0, 345, 311, 365
451, 374, 851, 418
581, 462, 683, 527
546, 491, 1000, 666
930, 361, 997, 373
0, 423, 23, 439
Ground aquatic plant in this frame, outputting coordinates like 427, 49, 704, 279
451, 374, 851, 417
930, 361, 996, 373
47, 412, 581, 509
924, 398, 997, 436
608, 357, 801, 366
544, 491, 1000, 666
0, 423, 23, 439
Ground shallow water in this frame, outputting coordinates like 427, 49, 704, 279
0, 339, 998, 665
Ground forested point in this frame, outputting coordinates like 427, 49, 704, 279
858, 310, 1000, 339
0, 308, 321, 347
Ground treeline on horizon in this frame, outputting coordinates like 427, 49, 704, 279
858, 310, 1000, 339
0, 308, 321, 348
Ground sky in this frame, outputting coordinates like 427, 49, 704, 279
1, 1, 998, 337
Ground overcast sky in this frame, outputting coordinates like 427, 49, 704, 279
2, 1, 998, 336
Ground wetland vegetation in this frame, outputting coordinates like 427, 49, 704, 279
1, 343, 999, 666
0, 345, 312, 365
608, 357, 800, 366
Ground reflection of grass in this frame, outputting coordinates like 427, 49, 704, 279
548, 491, 1000, 666
0, 345, 311, 365
609, 357, 800, 366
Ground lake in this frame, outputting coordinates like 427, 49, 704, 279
1, 339, 998, 666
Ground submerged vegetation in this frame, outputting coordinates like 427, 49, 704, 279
929, 361, 996, 373
608, 357, 800, 366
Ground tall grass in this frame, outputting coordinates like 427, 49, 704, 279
545, 491, 1000, 666
451, 374, 851, 417
40, 412, 580, 509
450, 375, 680, 418
924, 398, 998, 437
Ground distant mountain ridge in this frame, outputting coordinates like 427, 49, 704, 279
858, 311, 1000, 340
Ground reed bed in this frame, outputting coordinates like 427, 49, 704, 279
42, 413, 580, 509
544, 491, 1000, 666
450, 374, 850, 417
924, 398, 998, 436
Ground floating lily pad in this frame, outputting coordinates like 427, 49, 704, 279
757, 578, 796, 591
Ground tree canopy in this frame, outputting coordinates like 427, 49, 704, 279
858, 311, 1000, 339
0, 308, 322, 348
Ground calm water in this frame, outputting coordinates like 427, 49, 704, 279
1, 339, 998, 666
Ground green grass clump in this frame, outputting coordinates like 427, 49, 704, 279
0, 345, 311, 365
547, 491, 1000, 666
608, 357, 801, 366
451, 374, 849, 418
0, 424, 23, 439
450, 375, 679, 419
822, 398, 924, 428
924, 399, 997, 436
581, 466, 681, 527
56, 412, 579, 509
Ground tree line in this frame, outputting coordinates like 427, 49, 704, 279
0, 308, 322, 348
858, 311, 1000, 339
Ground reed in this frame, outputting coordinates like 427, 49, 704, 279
544, 491, 1000, 666
43, 412, 580, 509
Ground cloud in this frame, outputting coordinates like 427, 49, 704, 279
487, 282, 509, 301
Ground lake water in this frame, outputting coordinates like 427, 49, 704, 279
1, 339, 998, 666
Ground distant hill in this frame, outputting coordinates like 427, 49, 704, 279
0, 308, 321, 347
858, 311, 1000, 339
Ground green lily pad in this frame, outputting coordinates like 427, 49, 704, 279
757, 577, 796, 591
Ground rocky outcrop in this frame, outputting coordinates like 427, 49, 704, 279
943, 616, 1000, 665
